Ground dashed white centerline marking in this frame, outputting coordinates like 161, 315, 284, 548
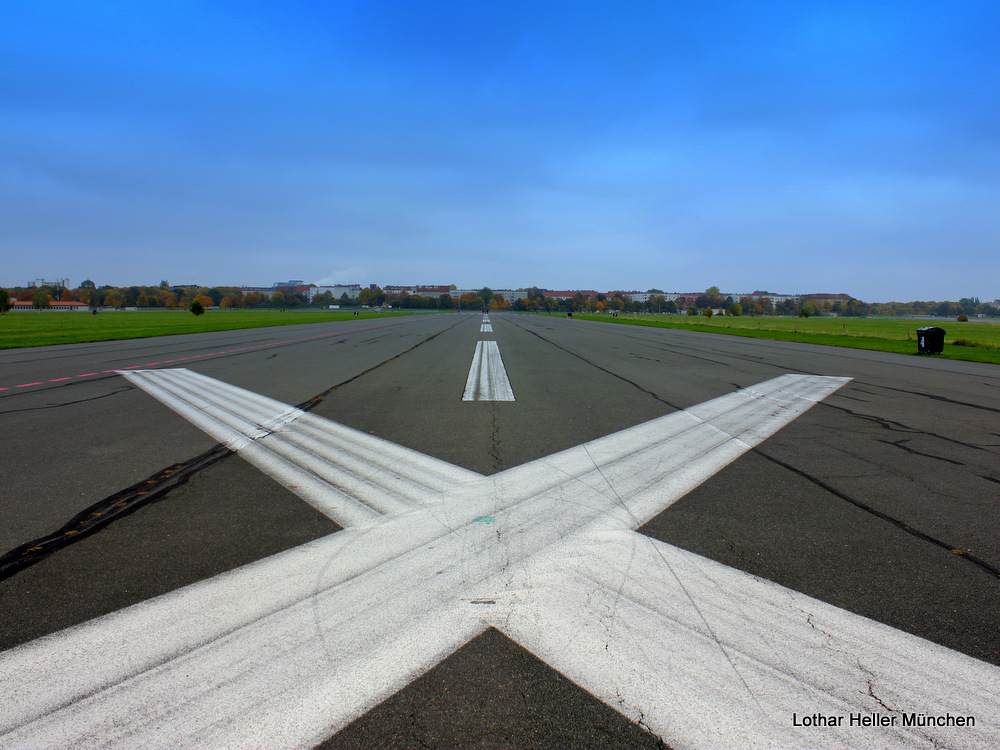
463, 341, 515, 401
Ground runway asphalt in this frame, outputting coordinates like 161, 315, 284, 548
1, 311, 998, 748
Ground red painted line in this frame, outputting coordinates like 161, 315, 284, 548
3, 319, 404, 392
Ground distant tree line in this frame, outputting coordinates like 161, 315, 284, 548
0, 281, 321, 311
867, 297, 998, 318
2, 281, 996, 319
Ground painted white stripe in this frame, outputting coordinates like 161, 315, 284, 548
166, 369, 479, 491
480, 323, 493, 332
494, 530, 1000, 749
119, 370, 480, 524
462, 341, 515, 401
9, 374, 996, 749
490, 374, 852, 530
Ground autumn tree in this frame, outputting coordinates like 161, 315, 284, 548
740, 296, 762, 316
704, 286, 723, 308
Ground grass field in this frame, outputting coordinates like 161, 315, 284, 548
4, 308, 999, 365
0, 309, 422, 349
573, 313, 1000, 365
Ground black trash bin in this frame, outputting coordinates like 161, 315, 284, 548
917, 326, 945, 354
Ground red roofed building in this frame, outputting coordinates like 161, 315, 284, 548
10, 299, 89, 311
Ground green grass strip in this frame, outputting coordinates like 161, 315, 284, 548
0, 309, 428, 349
570, 314, 1000, 365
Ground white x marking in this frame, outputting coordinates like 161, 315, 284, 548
2, 370, 998, 749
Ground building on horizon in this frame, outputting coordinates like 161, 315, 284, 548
28, 278, 71, 289
311, 284, 363, 302
9, 299, 88, 311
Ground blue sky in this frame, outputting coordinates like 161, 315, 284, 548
2, 1, 998, 302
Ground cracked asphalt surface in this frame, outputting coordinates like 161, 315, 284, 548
1, 311, 998, 748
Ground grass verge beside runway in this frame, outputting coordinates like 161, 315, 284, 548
0, 309, 425, 349
571, 313, 1000, 365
